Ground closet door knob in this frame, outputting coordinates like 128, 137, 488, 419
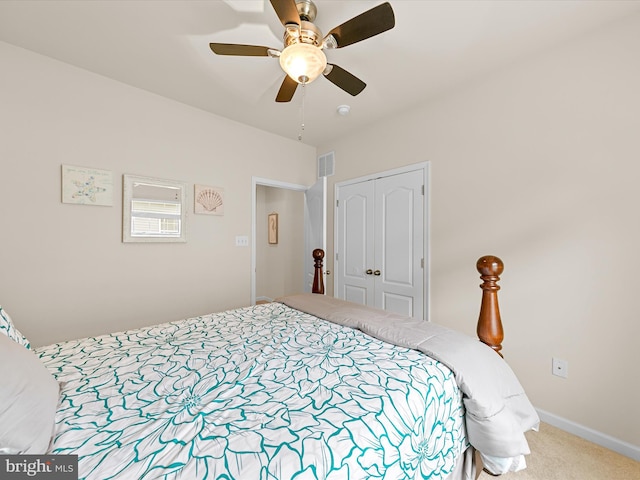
366, 269, 373, 275
374, 270, 381, 276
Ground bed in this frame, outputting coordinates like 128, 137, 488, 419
0, 251, 538, 480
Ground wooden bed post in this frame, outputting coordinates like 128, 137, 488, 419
312, 249, 325, 294
477, 255, 504, 357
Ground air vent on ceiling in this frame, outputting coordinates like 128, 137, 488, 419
317, 151, 335, 178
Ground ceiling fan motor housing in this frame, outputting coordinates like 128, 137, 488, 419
284, 20, 322, 47
296, 0, 317, 22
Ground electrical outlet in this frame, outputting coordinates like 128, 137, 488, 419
552, 357, 569, 378
235, 235, 249, 247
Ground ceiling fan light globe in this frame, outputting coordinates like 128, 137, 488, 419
279, 43, 327, 84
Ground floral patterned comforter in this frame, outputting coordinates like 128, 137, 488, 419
37, 302, 468, 479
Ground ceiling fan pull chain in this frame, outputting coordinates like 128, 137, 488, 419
298, 83, 306, 141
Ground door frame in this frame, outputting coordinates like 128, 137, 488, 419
333, 161, 431, 320
304, 176, 327, 293
251, 176, 314, 305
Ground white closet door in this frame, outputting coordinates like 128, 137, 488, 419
335, 168, 425, 319
336, 180, 375, 305
374, 170, 424, 318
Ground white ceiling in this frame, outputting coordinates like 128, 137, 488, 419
1, 0, 639, 146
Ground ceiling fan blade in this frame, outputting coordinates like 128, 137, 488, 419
276, 75, 298, 102
270, 0, 300, 26
324, 64, 366, 96
209, 43, 274, 56
325, 2, 395, 49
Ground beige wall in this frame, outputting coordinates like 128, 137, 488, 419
256, 186, 305, 300
2, 9, 639, 455
0, 42, 316, 346
318, 14, 640, 449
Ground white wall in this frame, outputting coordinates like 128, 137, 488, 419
0, 42, 316, 346
318, 14, 640, 450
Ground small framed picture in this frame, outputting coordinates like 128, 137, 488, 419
268, 213, 278, 244
61, 165, 113, 206
194, 185, 224, 215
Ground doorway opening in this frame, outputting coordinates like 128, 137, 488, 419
255, 185, 305, 303
251, 177, 326, 305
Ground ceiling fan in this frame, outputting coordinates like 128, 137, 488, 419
209, 0, 395, 102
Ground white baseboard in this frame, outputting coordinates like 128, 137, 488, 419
255, 296, 273, 303
536, 408, 640, 462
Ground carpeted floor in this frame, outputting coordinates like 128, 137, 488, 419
477, 423, 640, 479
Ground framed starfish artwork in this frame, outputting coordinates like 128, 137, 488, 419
61, 165, 113, 206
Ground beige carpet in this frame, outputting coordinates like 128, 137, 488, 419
477, 423, 640, 479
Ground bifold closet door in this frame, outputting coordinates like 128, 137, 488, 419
373, 170, 423, 318
336, 180, 375, 306
336, 169, 424, 318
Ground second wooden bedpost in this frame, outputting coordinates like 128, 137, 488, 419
312, 249, 325, 294
477, 255, 505, 357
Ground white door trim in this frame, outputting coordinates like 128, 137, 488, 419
333, 161, 431, 320
304, 177, 327, 293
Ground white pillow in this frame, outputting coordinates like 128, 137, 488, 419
0, 332, 59, 454
0, 306, 31, 349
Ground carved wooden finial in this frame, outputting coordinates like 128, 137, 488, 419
477, 255, 504, 357
312, 249, 325, 294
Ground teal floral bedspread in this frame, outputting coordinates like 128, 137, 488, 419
36, 303, 468, 479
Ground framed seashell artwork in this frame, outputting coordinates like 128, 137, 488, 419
194, 185, 225, 215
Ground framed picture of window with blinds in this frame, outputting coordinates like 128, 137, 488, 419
122, 174, 187, 243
